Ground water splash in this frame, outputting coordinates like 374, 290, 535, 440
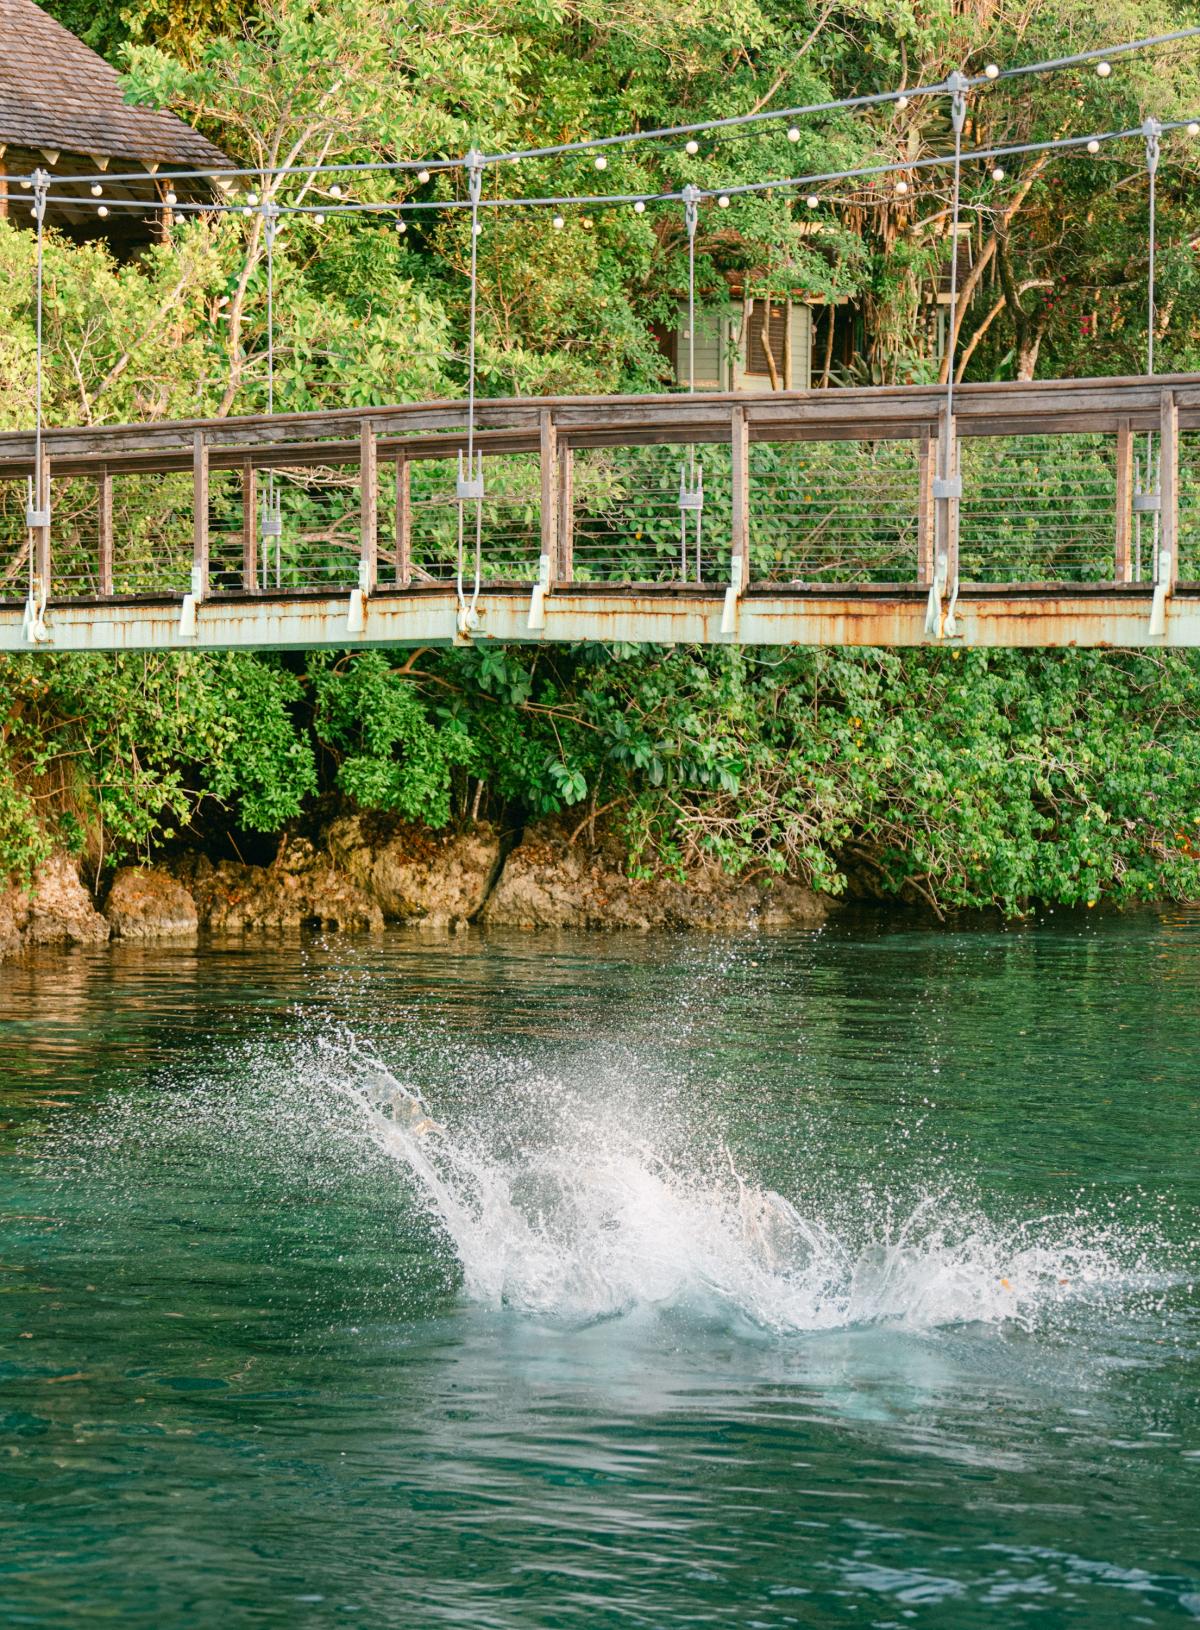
326, 1041, 1163, 1335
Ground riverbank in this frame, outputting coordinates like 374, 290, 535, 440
0, 815, 831, 961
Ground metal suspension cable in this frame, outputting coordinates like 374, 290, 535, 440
680, 184, 703, 582
456, 152, 485, 630
262, 200, 281, 588
1145, 116, 1161, 375
26, 27, 1200, 195
71, 114, 1200, 225
28, 168, 49, 628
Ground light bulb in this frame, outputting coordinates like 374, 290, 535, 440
1096, 61, 1111, 77
552, 214, 565, 229
472, 221, 481, 235
582, 216, 593, 229
896, 95, 909, 110
247, 191, 259, 206
314, 212, 325, 225
242, 206, 252, 217
417, 168, 430, 183
396, 217, 407, 232
685, 139, 699, 155
1087, 138, 1100, 153
984, 63, 1000, 79
98, 205, 108, 217
992, 165, 1005, 181
594, 154, 608, 170
165, 190, 178, 206
329, 183, 342, 197
633, 200, 645, 214
19, 178, 31, 189
1189, 123, 1200, 137
895, 179, 908, 194
787, 126, 800, 142
806, 194, 819, 208
717, 194, 730, 207
90, 183, 102, 197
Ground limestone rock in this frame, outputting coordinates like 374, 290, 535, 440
104, 866, 199, 939
172, 838, 382, 935
481, 822, 830, 932
0, 852, 109, 956
324, 813, 503, 926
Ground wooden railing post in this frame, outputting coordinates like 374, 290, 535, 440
360, 421, 378, 594
539, 409, 558, 583
241, 459, 258, 592
395, 453, 411, 587
1114, 417, 1133, 582
97, 469, 113, 597
1160, 389, 1178, 591
917, 426, 934, 585
192, 431, 208, 600
557, 444, 574, 582
730, 404, 750, 592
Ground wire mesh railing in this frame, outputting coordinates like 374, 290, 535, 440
110, 472, 192, 597
958, 433, 1119, 584
406, 453, 542, 584
0, 480, 30, 604
747, 439, 921, 584
570, 442, 732, 584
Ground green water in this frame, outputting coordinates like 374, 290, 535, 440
1, 916, 1198, 1627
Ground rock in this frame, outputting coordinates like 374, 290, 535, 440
104, 866, 199, 939
481, 822, 830, 932
0, 852, 109, 957
324, 813, 504, 926
171, 837, 382, 935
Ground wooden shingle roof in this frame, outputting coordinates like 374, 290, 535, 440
0, 0, 228, 170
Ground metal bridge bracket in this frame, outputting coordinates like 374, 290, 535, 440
528, 553, 552, 631
178, 565, 204, 638
22, 578, 49, 645
924, 551, 948, 639
721, 549, 745, 637
1150, 547, 1173, 638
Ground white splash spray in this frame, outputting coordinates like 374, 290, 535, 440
329, 1043, 1154, 1335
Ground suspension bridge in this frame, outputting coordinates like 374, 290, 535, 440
2, 372, 1199, 652
3, 30, 1199, 652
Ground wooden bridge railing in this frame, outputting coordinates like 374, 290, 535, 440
0, 374, 1196, 613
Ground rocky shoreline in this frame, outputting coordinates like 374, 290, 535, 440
0, 817, 831, 962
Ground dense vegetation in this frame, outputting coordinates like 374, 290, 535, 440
4, 0, 1200, 914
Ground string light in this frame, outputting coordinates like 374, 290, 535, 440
717, 193, 730, 206
806, 194, 819, 207
1189, 122, 1200, 135
313, 212, 325, 225
633, 200, 645, 213
896, 96, 909, 110
787, 126, 801, 142
97, 205, 108, 217
329, 183, 342, 197
1096, 61, 1112, 76
165, 190, 178, 206
595, 154, 608, 170
684, 140, 699, 155
552, 213, 565, 228
417, 169, 430, 183
395, 215, 407, 232
1087, 138, 1101, 153
90, 183, 102, 197
984, 63, 1000, 79
246, 191, 259, 205
895, 179, 908, 193
992, 165, 1005, 180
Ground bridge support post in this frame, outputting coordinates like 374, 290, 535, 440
180, 432, 207, 637
722, 405, 750, 636
1115, 418, 1133, 583
241, 460, 257, 592
530, 409, 558, 629
395, 453, 411, 587
97, 469, 113, 598
1151, 390, 1178, 636
917, 427, 934, 585
557, 444, 574, 583
926, 408, 960, 638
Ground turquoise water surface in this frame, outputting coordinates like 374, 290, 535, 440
1, 915, 1198, 1627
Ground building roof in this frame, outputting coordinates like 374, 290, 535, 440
0, 0, 228, 171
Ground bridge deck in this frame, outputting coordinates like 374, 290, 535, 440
2, 374, 1198, 650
